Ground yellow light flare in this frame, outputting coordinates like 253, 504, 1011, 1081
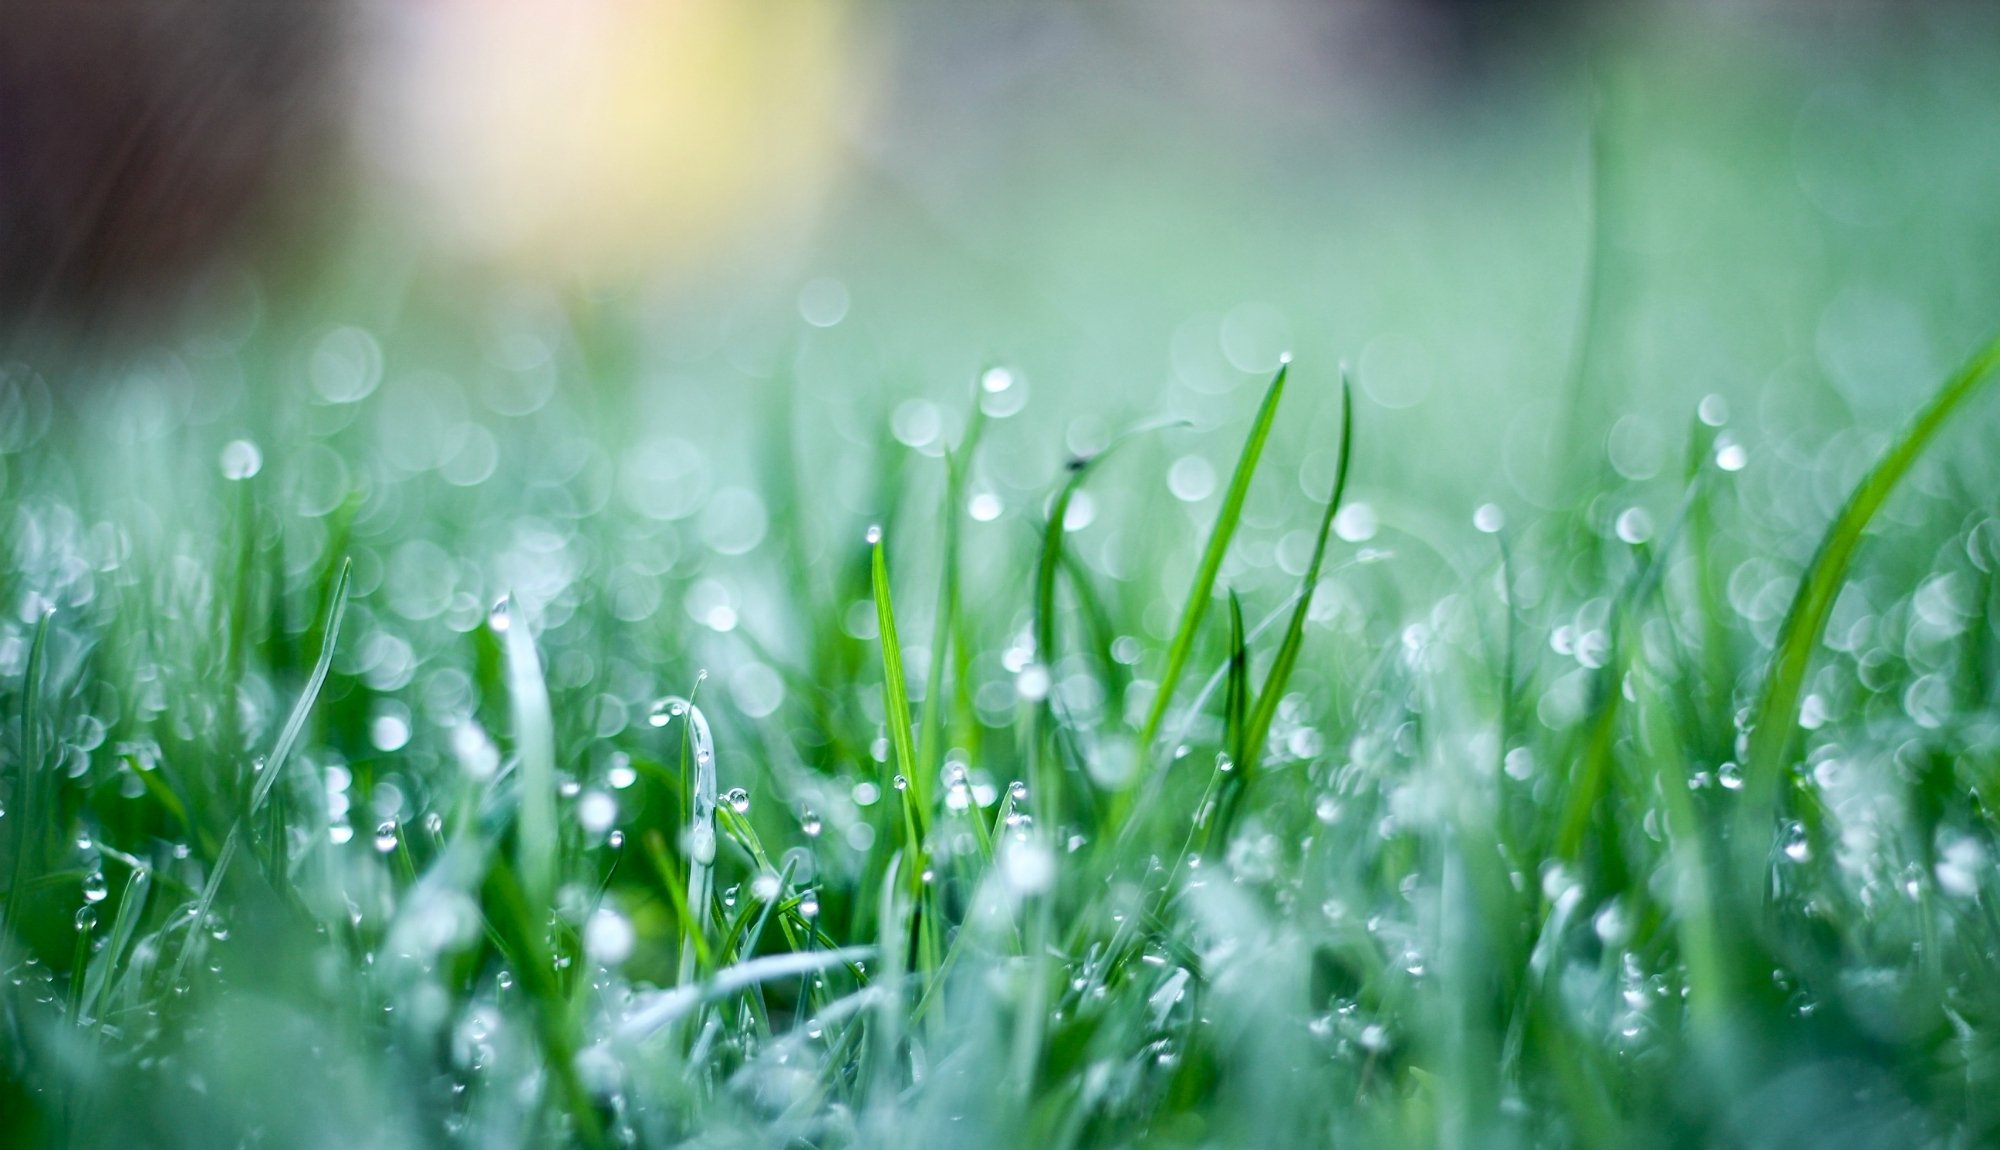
361, 0, 856, 282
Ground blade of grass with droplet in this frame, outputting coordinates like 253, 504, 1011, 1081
1741, 328, 2000, 851
1239, 374, 1353, 790
1032, 419, 1185, 688
1136, 362, 1289, 760
80, 865, 150, 1025
872, 531, 924, 820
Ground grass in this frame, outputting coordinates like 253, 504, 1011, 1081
3, 307, 1999, 1150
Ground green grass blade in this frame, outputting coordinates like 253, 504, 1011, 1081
249, 558, 351, 814
171, 560, 352, 987
871, 528, 925, 820
1240, 373, 1353, 783
497, 594, 558, 916
1741, 327, 2000, 845
1137, 360, 1289, 756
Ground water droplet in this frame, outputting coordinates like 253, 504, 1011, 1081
688, 824, 716, 866
1215, 754, 1234, 773
374, 821, 399, 852
75, 906, 98, 932
797, 891, 820, 919
1717, 762, 1743, 791
799, 810, 822, 837
577, 791, 618, 834
647, 697, 690, 727
1015, 665, 1051, 701
1697, 394, 1729, 427
607, 756, 638, 789
751, 871, 781, 901
1473, 503, 1506, 534
968, 492, 1003, 522
583, 908, 635, 965
892, 774, 909, 792
864, 524, 883, 546
1008, 780, 1029, 803
1168, 456, 1217, 503
607, 830, 625, 849
81, 871, 108, 903
1781, 822, 1811, 863
1001, 840, 1056, 897
1715, 441, 1748, 472
1614, 507, 1653, 545
219, 439, 262, 480
487, 597, 512, 633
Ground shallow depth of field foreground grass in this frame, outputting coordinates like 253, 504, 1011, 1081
3, 297, 2000, 1150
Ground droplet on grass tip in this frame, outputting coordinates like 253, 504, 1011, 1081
487, 597, 512, 633
724, 787, 750, 814
1473, 503, 1505, 534
864, 524, 883, 546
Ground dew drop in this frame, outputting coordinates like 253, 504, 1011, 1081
1473, 503, 1506, 534
487, 597, 512, 633
864, 524, 883, 546
81, 870, 108, 903
799, 810, 822, 837
374, 821, 399, 852
219, 439, 263, 480
724, 787, 751, 815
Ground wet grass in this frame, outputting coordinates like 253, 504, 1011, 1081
1, 315, 2000, 1148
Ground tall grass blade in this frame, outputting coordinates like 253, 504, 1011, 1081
1741, 328, 2000, 847
498, 595, 558, 915
871, 529, 925, 820
1136, 360, 1290, 755
1240, 373, 1353, 783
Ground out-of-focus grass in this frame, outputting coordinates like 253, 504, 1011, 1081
6, 12, 2000, 1150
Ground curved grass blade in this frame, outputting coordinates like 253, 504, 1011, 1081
1136, 360, 1291, 755
1741, 328, 2000, 845
249, 558, 351, 813
1033, 418, 1188, 674
172, 559, 352, 987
